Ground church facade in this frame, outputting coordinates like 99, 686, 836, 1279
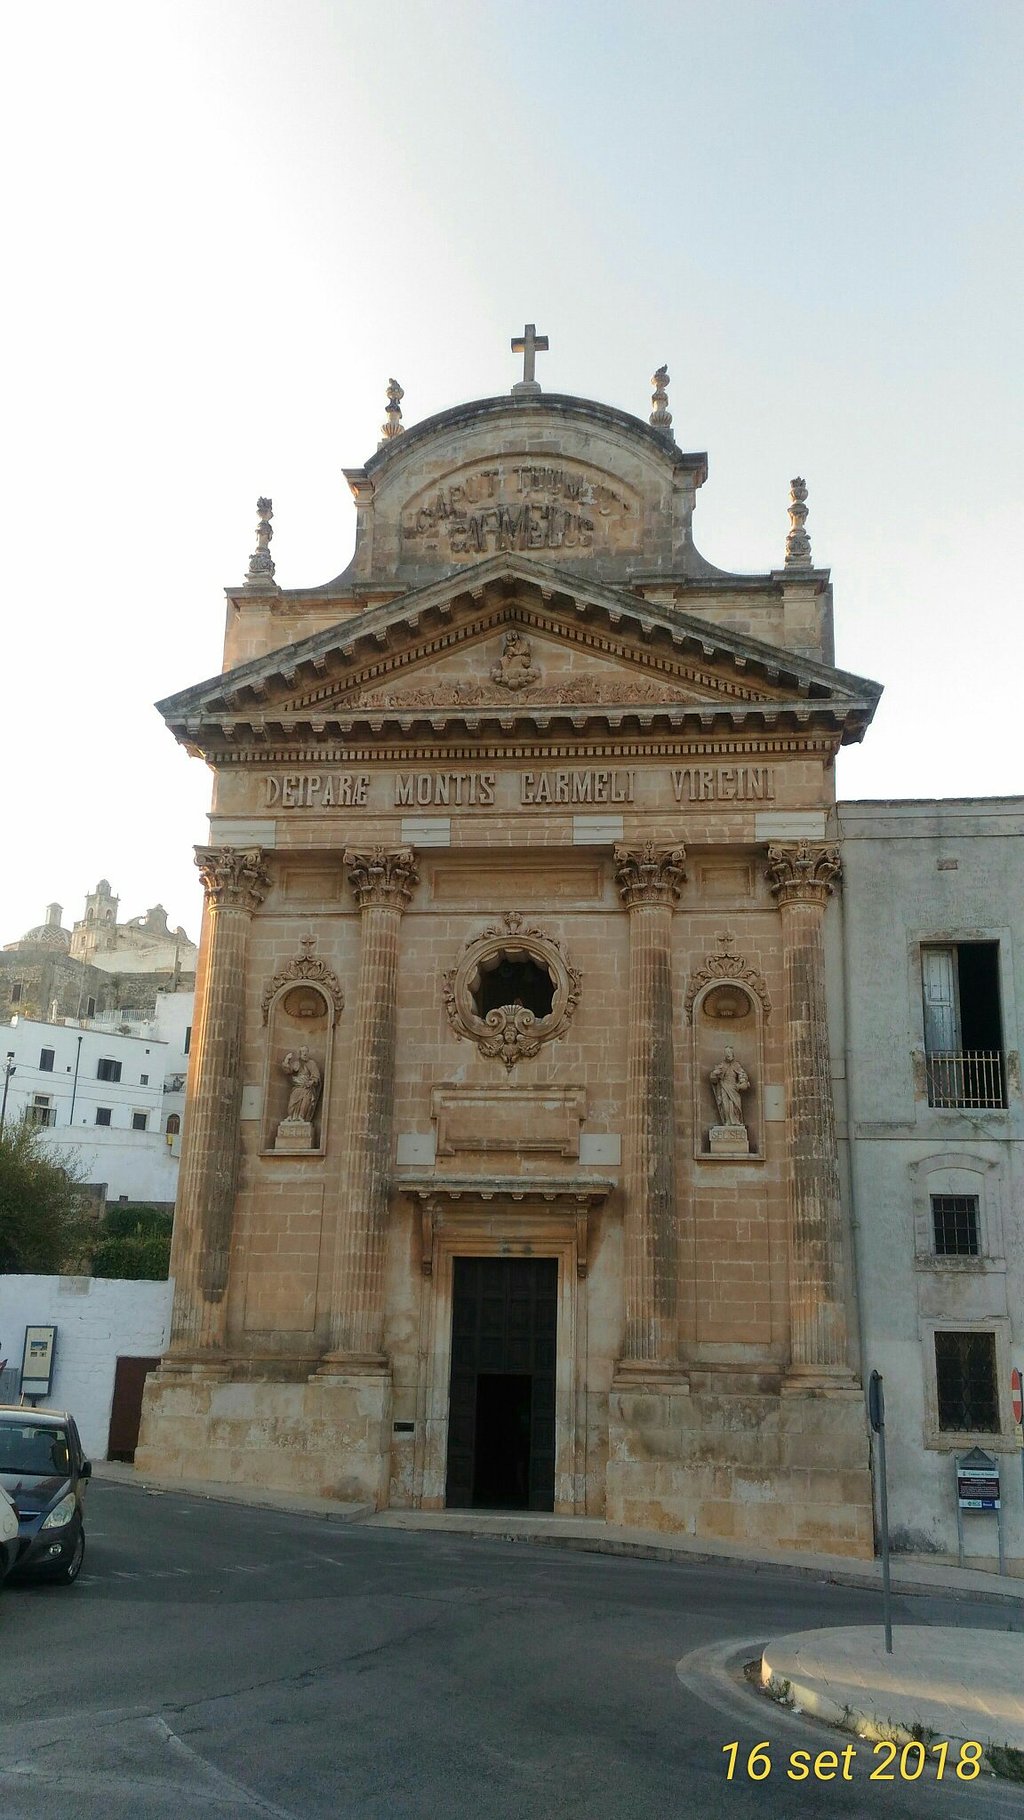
137, 345, 883, 1556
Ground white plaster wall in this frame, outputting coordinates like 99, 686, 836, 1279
0, 1274, 172, 1459
838, 798, 1024, 1563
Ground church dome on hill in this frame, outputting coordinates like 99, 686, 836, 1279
10, 903, 71, 953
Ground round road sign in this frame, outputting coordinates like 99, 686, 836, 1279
1011, 1367, 1022, 1427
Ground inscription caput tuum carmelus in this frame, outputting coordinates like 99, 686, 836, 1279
401, 459, 636, 560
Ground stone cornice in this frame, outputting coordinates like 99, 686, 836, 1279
344, 846, 419, 910
766, 841, 842, 906
614, 843, 687, 909
194, 846, 271, 912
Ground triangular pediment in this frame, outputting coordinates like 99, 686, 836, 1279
160, 555, 881, 752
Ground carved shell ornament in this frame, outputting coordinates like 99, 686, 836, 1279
442, 911, 582, 1071
683, 931, 771, 1025
261, 936, 344, 1024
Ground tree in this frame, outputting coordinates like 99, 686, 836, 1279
89, 1205, 172, 1281
0, 1117, 90, 1273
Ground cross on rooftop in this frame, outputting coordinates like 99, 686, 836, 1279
511, 322, 549, 393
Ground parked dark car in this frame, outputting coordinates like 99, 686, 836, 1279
0, 1484, 18, 1585
0, 1407, 90, 1584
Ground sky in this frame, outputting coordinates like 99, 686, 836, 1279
2, 0, 1021, 949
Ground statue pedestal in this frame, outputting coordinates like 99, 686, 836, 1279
709, 1124, 749, 1157
275, 1117, 314, 1154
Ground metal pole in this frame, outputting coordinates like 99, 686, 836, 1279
68, 1034, 83, 1126
0, 1053, 15, 1134
876, 1420, 893, 1654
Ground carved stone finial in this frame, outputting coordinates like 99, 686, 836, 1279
766, 842, 841, 907
194, 846, 271, 912
344, 846, 419, 911
785, 476, 812, 569
614, 843, 687, 909
246, 497, 276, 586
378, 378, 405, 448
650, 364, 672, 431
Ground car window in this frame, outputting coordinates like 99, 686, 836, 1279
0, 1424, 71, 1476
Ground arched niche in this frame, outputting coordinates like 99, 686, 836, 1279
685, 938, 770, 1161
259, 944, 344, 1156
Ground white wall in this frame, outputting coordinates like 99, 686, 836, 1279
0, 1274, 172, 1459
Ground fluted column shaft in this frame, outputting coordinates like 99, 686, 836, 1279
767, 842, 850, 1376
614, 844, 685, 1368
168, 847, 270, 1354
324, 847, 418, 1363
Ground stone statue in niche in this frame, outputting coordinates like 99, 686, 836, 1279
275, 1046, 322, 1152
708, 1046, 751, 1155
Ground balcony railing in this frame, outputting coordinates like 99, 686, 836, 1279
926, 1050, 1005, 1110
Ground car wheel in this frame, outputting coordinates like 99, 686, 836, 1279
47, 1524, 85, 1586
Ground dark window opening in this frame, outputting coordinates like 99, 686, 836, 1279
935, 1330, 998, 1431
95, 1107, 112, 1127
39, 1048, 54, 1072
131, 1111, 147, 1132
165, 1113, 181, 1136
922, 943, 1004, 1108
473, 955, 555, 1020
85, 996, 96, 1018
932, 1195, 980, 1257
140, 1073, 149, 1085
96, 1057, 122, 1083
183, 1026, 192, 1055
10, 983, 22, 1004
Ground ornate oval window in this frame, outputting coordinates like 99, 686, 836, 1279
443, 912, 581, 1070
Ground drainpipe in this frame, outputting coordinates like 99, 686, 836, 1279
68, 1034, 84, 1126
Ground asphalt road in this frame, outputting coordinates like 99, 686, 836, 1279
0, 1481, 1020, 1820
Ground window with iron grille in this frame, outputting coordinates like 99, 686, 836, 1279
931, 1194, 980, 1257
935, 1330, 998, 1431
921, 943, 1005, 1108
28, 1095, 55, 1128
95, 1107, 112, 1127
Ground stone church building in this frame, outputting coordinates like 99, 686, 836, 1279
138, 340, 885, 1556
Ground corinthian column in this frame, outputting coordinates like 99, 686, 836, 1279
766, 842, 851, 1379
321, 846, 418, 1367
168, 846, 270, 1356
613, 843, 686, 1369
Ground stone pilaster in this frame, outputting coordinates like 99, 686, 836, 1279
766, 841, 851, 1380
613, 843, 686, 1370
168, 846, 270, 1356
321, 847, 419, 1366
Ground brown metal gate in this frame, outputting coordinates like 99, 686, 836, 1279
107, 1355, 161, 1462
445, 1257, 557, 1512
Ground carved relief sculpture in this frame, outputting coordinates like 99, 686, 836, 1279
491, 629, 540, 691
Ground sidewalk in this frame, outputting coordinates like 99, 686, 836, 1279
761, 1625, 1024, 1756
94, 1462, 1024, 1605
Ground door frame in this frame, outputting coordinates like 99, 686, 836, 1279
413, 1212, 587, 1515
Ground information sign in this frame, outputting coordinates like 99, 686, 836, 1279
20, 1324, 57, 1398
956, 1447, 1000, 1511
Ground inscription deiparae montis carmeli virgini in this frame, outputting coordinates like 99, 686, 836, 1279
263, 765, 775, 810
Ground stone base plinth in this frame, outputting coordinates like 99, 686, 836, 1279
274, 1117, 314, 1154
708, 1124, 749, 1157
136, 1365, 392, 1507
606, 1381, 872, 1558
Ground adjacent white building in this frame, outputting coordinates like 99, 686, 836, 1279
839, 797, 1024, 1566
2, 991, 194, 1208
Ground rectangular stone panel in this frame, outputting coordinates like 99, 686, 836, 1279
431, 1084, 586, 1157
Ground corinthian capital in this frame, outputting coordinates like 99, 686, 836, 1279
194, 846, 271, 911
344, 846, 419, 911
613, 842, 686, 909
766, 841, 841, 906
